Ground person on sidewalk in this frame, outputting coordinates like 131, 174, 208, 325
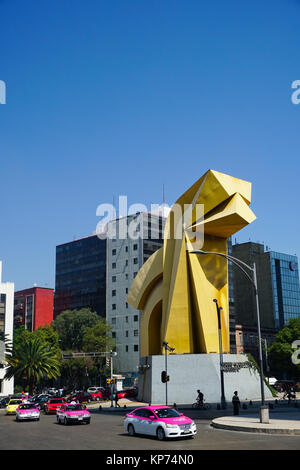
114, 392, 120, 408
232, 391, 241, 416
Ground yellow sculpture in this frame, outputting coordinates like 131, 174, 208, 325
127, 169, 256, 357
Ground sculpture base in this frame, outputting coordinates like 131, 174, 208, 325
138, 354, 272, 405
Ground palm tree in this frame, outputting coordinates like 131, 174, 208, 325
0, 332, 12, 363
5, 337, 61, 395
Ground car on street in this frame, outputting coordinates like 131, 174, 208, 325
15, 403, 40, 422
56, 403, 91, 425
33, 395, 51, 411
116, 388, 138, 399
6, 398, 23, 415
91, 389, 110, 401
0, 396, 10, 408
273, 380, 297, 392
44, 397, 66, 414
124, 406, 197, 441
67, 392, 91, 403
87, 386, 104, 394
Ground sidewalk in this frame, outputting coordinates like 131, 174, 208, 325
212, 412, 300, 435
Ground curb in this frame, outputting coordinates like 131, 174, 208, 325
211, 418, 300, 435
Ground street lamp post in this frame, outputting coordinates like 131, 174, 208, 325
190, 249, 269, 423
110, 350, 117, 408
213, 299, 226, 409
162, 341, 175, 406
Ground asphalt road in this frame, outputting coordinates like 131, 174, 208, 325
1, 407, 300, 451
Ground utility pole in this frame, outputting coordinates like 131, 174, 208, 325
213, 299, 226, 409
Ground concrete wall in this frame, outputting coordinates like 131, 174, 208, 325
138, 354, 272, 404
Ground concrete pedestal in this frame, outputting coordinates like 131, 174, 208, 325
137, 353, 272, 405
260, 405, 270, 424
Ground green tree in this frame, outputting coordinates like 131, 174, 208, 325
82, 318, 115, 353
5, 336, 61, 395
51, 308, 100, 351
268, 318, 300, 380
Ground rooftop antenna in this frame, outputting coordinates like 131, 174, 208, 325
113, 194, 116, 217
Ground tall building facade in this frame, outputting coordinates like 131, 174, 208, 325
106, 212, 166, 375
54, 235, 106, 319
0, 261, 14, 396
232, 242, 300, 329
227, 237, 237, 353
232, 242, 300, 361
14, 287, 54, 331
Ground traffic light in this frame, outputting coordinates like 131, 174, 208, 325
161, 371, 169, 383
107, 378, 112, 385
106, 357, 110, 367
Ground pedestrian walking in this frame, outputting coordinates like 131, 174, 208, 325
232, 391, 240, 416
114, 392, 120, 408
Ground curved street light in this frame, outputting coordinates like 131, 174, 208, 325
190, 249, 269, 423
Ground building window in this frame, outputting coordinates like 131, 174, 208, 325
134, 272, 137, 278
126, 345, 128, 352
126, 288, 128, 294
112, 249, 116, 256
125, 316, 128, 323
112, 304, 116, 310
112, 317, 116, 325
133, 244, 138, 251
134, 315, 138, 322
126, 302, 128, 309
112, 332, 116, 339
125, 260, 128, 267
126, 331, 129, 337
134, 345, 139, 352
112, 276, 116, 283
134, 330, 138, 336
112, 290, 116, 297
112, 262, 116, 269
125, 274, 128, 280
133, 258, 138, 264
125, 246, 128, 252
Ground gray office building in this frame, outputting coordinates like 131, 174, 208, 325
106, 212, 166, 376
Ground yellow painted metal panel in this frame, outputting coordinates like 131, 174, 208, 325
127, 170, 256, 358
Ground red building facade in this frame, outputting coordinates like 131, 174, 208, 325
14, 287, 54, 331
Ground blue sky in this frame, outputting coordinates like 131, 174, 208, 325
1, 0, 300, 290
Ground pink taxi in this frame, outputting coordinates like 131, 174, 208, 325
124, 406, 197, 440
15, 403, 40, 422
56, 403, 91, 425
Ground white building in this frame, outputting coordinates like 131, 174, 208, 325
0, 261, 14, 396
106, 212, 166, 377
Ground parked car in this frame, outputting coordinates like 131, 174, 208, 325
56, 403, 91, 425
44, 397, 66, 414
116, 388, 138, 399
123, 388, 138, 398
33, 395, 51, 411
67, 392, 91, 404
273, 380, 296, 392
16, 403, 40, 422
87, 386, 104, 394
6, 398, 23, 415
91, 389, 110, 401
124, 406, 197, 440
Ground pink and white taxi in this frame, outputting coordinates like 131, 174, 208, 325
124, 406, 197, 440
56, 403, 91, 425
15, 403, 40, 421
